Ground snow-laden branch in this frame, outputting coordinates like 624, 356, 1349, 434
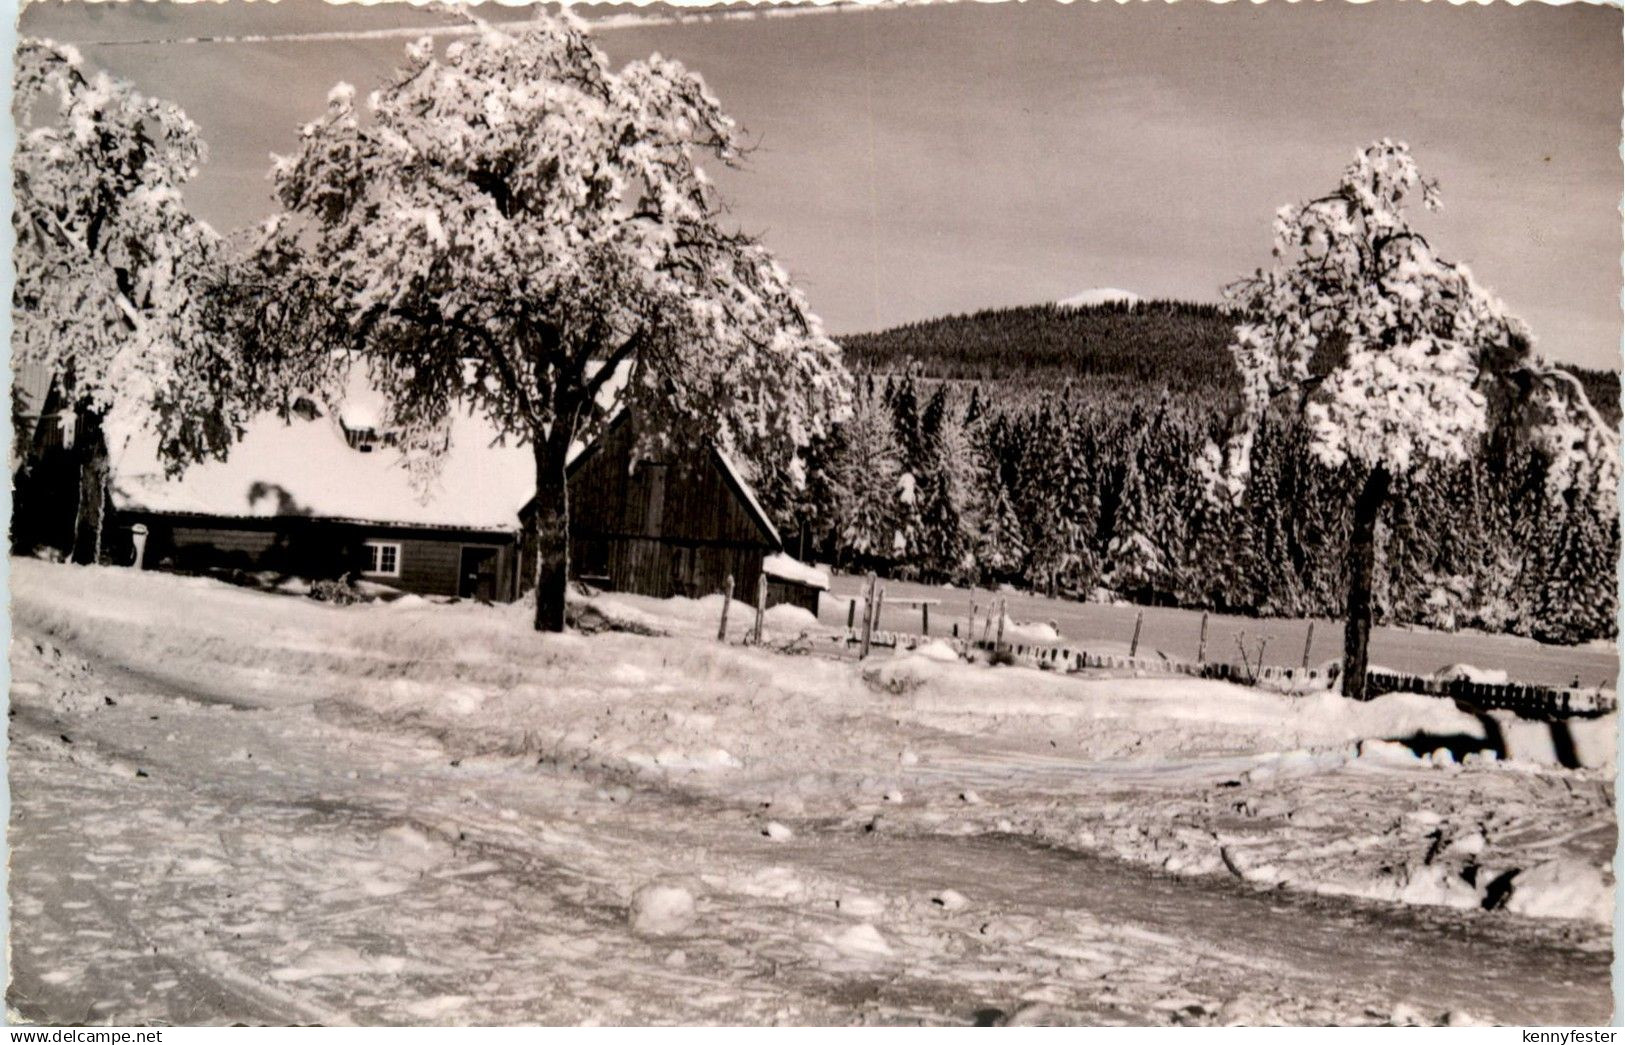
256, 11, 852, 496
1209, 139, 1618, 511
13, 37, 245, 472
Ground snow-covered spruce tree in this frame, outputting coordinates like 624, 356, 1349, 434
1167, 428, 1236, 609
781, 426, 839, 561
1212, 140, 1618, 698
1463, 455, 1522, 634
1532, 477, 1619, 645
1505, 446, 1564, 636
886, 370, 926, 473
1015, 402, 1075, 594
1244, 416, 1314, 616
13, 39, 245, 562
253, 14, 850, 631
1058, 406, 1103, 594
882, 370, 927, 567
913, 386, 975, 582
1116, 401, 1209, 605
1380, 472, 1442, 626
1105, 440, 1162, 601
1136, 406, 1204, 606
825, 379, 902, 569
968, 410, 1026, 585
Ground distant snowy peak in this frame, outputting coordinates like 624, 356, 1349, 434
1058, 287, 1143, 309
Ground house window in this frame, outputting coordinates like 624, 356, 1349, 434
363, 540, 401, 578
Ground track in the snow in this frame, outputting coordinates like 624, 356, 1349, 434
9, 624, 1614, 1027
778, 830, 1613, 1026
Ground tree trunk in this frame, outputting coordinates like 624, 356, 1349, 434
70, 406, 110, 566
1342, 466, 1390, 700
531, 435, 573, 633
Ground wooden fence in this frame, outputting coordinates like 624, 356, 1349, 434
1364, 671, 1615, 719
844, 627, 1616, 722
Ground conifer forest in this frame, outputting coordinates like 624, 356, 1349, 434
780, 301, 1621, 646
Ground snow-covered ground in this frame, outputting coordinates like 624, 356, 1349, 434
8, 560, 1616, 1025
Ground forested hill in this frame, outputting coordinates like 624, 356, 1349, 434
837, 299, 1621, 424
838, 301, 1234, 399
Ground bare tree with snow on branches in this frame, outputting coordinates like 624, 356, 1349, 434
13, 38, 246, 563
248, 10, 852, 632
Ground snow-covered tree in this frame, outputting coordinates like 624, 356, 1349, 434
1108, 402, 1202, 604
826, 382, 902, 566
1057, 407, 1103, 593
1532, 478, 1619, 645
913, 386, 975, 582
1213, 140, 1619, 697
252, 13, 851, 631
13, 39, 243, 562
968, 411, 1026, 584
1015, 402, 1078, 594
882, 370, 926, 563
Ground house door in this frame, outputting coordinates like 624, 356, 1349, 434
459, 547, 499, 601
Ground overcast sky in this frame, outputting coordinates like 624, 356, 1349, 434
19, 0, 1624, 369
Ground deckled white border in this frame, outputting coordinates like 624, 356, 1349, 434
0, 0, 1619, 1031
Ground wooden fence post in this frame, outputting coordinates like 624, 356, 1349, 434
754, 572, 767, 645
922, 602, 930, 636
1197, 611, 1209, 664
995, 597, 1007, 651
717, 574, 734, 642
847, 597, 856, 630
1129, 609, 1144, 658
1300, 621, 1315, 670
859, 572, 877, 659
874, 585, 887, 644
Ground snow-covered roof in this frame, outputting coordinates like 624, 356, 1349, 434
337, 398, 383, 431
762, 553, 829, 590
109, 363, 785, 544
109, 405, 538, 533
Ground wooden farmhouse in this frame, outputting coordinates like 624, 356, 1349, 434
101, 399, 534, 602
12, 385, 829, 613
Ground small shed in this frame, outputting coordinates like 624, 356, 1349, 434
762, 552, 830, 616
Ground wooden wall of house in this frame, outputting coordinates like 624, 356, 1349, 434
588, 536, 765, 600
11, 409, 84, 557
139, 519, 331, 576
569, 417, 772, 547
388, 538, 512, 599
171, 524, 280, 562
536, 414, 779, 601
123, 514, 519, 601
